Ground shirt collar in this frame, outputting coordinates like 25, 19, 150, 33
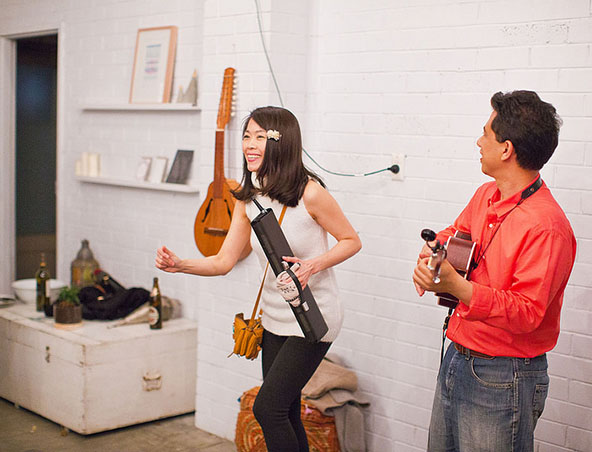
488, 174, 542, 218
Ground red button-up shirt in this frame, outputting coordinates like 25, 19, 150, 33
437, 177, 576, 358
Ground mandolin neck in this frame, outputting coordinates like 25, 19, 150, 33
213, 130, 226, 198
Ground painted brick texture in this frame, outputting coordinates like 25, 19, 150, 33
1, 0, 590, 450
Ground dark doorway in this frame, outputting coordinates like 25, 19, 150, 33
16, 34, 58, 279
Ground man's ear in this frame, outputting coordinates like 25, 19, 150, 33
501, 140, 515, 161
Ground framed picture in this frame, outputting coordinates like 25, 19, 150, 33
165, 150, 194, 184
129, 26, 178, 103
136, 157, 152, 181
147, 157, 168, 183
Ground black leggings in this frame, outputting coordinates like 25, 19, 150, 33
252, 329, 331, 452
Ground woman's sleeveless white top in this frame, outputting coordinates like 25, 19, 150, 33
245, 195, 342, 342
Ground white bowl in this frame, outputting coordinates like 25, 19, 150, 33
11, 278, 68, 304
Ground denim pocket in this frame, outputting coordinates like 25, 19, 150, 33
470, 357, 514, 388
533, 383, 548, 420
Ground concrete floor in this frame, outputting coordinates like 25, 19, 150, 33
0, 397, 237, 452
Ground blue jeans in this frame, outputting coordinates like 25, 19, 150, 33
428, 343, 549, 452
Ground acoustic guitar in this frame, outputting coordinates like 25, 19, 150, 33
194, 68, 240, 256
422, 229, 477, 309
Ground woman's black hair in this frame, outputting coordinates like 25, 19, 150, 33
232, 106, 324, 207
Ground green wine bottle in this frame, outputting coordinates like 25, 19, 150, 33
35, 253, 51, 312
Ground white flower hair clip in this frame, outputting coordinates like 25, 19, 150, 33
267, 130, 281, 141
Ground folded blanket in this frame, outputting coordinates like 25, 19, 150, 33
303, 354, 370, 452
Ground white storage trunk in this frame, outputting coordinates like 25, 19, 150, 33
0, 303, 197, 434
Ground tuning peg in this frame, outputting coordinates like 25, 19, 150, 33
421, 229, 437, 242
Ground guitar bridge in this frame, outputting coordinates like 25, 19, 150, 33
204, 227, 229, 236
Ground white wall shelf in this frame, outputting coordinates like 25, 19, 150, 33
76, 176, 199, 193
81, 103, 200, 111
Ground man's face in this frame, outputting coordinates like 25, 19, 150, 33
476, 111, 506, 177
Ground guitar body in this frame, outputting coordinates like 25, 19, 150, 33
194, 178, 240, 257
436, 232, 476, 309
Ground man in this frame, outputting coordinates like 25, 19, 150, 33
413, 90, 576, 452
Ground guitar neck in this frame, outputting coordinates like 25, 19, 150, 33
213, 130, 226, 198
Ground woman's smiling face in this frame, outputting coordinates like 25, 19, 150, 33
242, 118, 267, 173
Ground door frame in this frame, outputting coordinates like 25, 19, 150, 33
0, 36, 16, 293
0, 26, 64, 293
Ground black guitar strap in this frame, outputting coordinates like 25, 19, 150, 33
440, 309, 453, 364
473, 175, 542, 268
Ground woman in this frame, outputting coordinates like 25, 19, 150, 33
156, 106, 361, 452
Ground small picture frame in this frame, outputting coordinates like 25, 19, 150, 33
165, 150, 194, 184
129, 26, 178, 104
136, 157, 152, 181
147, 157, 168, 183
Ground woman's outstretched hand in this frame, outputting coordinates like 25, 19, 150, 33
156, 246, 182, 273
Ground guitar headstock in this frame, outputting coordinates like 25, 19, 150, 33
216, 67, 236, 130
421, 228, 443, 253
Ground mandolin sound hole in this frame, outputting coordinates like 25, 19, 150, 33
200, 199, 213, 223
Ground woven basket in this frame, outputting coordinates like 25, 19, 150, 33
235, 386, 340, 452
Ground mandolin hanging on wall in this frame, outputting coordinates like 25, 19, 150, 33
193, 67, 239, 256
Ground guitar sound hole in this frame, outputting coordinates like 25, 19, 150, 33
201, 199, 213, 223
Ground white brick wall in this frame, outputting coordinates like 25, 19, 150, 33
1, 0, 591, 450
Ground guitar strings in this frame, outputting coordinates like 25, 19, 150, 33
253, 0, 393, 178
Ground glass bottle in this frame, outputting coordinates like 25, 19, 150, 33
94, 269, 126, 295
71, 239, 99, 288
35, 253, 51, 312
148, 277, 162, 330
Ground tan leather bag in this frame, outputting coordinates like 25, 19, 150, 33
229, 204, 287, 360
229, 272, 266, 360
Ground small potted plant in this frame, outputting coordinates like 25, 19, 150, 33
54, 286, 82, 329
